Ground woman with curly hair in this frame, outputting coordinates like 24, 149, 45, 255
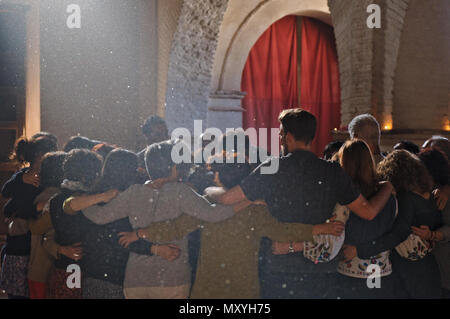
343, 149, 443, 298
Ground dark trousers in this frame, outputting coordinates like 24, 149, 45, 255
188, 229, 201, 298
334, 273, 404, 299
260, 270, 341, 299
8, 294, 28, 299
391, 251, 442, 299
442, 288, 450, 299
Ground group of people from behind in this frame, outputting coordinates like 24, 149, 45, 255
0, 111, 449, 299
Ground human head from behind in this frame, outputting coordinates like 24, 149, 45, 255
145, 140, 191, 184
418, 148, 449, 188
39, 152, 67, 189
207, 151, 252, 190
96, 148, 139, 192
393, 140, 420, 154
11, 134, 58, 170
218, 130, 259, 165
337, 139, 378, 198
377, 150, 433, 196
422, 136, 450, 161
278, 108, 317, 155
142, 115, 169, 146
62, 149, 103, 191
348, 114, 381, 157
63, 136, 99, 153
323, 141, 344, 161
32, 132, 58, 147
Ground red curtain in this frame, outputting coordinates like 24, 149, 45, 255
241, 15, 298, 154
300, 17, 341, 155
241, 16, 340, 156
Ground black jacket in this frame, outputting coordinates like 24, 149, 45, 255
51, 190, 154, 286
1, 168, 41, 255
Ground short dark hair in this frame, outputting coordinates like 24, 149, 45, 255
32, 132, 58, 146
418, 148, 449, 187
142, 115, 168, 137
11, 135, 58, 164
207, 152, 252, 189
96, 148, 138, 192
145, 140, 191, 181
63, 136, 99, 152
278, 109, 316, 144
63, 149, 103, 188
323, 141, 344, 160
423, 136, 450, 160
40, 152, 67, 188
393, 140, 420, 154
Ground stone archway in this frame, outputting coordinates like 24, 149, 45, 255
164, 0, 331, 134
164, 0, 413, 136
206, 0, 331, 131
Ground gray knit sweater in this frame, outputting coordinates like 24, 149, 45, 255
82, 182, 234, 288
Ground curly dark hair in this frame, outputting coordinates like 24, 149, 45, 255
40, 151, 67, 188
63, 149, 103, 188
418, 148, 449, 187
11, 134, 58, 165
377, 150, 433, 194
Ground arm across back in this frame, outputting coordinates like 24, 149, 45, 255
140, 214, 207, 242
82, 186, 136, 225
1, 170, 24, 198
357, 193, 414, 259
28, 204, 54, 235
252, 205, 315, 243
42, 229, 60, 259
176, 183, 234, 222
438, 204, 450, 242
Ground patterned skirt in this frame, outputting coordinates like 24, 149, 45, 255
0, 254, 30, 297
82, 277, 124, 299
47, 267, 82, 299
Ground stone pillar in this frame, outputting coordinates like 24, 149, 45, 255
207, 90, 246, 132
328, 0, 409, 130
164, 0, 230, 134
328, 0, 374, 128
25, 1, 41, 137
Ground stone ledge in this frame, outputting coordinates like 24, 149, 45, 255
332, 129, 450, 153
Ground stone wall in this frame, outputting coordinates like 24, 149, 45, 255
328, 0, 376, 127
156, 0, 183, 117
40, 0, 158, 151
164, 0, 229, 134
393, 0, 450, 130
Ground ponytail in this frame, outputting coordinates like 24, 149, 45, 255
10, 135, 58, 165
10, 137, 32, 164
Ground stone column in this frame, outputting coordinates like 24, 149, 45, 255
164, 0, 230, 134
207, 90, 246, 132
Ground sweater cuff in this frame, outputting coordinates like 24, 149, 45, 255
63, 197, 77, 215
